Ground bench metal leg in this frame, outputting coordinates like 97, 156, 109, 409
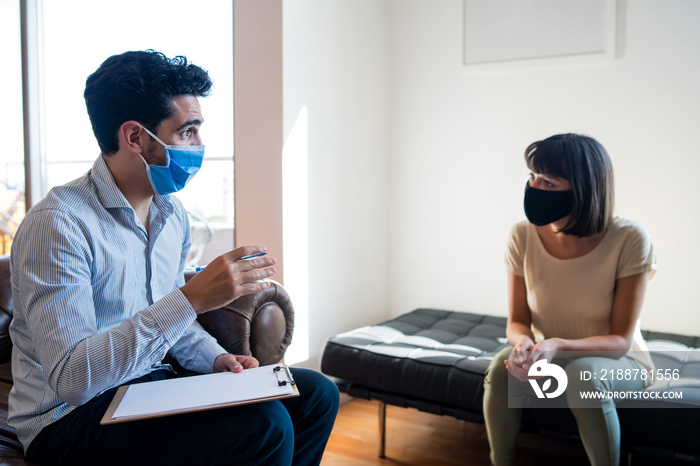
378, 400, 386, 458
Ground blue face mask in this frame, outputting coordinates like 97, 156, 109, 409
140, 127, 204, 195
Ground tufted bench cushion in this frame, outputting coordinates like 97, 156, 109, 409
321, 308, 700, 461
321, 309, 509, 422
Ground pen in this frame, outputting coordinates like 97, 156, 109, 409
238, 252, 267, 261
194, 252, 267, 272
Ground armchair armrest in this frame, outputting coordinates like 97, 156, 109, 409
190, 277, 295, 366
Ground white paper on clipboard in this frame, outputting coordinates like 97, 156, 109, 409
102, 364, 297, 424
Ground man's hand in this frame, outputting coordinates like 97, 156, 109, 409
181, 246, 277, 314
213, 353, 259, 373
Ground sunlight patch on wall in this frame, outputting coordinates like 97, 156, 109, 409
282, 106, 309, 364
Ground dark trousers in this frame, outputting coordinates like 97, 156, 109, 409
26, 368, 339, 466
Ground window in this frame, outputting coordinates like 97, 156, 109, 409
4, 0, 234, 264
0, 0, 25, 254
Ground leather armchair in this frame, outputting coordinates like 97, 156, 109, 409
0, 254, 294, 464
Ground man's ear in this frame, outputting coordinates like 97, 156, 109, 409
119, 121, 146, 154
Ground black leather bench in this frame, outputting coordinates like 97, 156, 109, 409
321, 308, 700, 463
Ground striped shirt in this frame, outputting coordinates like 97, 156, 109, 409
8, 155, 226, 450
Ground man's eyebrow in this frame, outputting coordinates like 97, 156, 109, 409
176, 119, 203, 131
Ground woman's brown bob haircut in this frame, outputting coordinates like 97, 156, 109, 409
525, 133, 614, 237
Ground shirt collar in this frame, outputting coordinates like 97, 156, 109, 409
90, 155, 174, 218
91, 155, 131, 209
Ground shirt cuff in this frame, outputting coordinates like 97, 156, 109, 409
191, 339, 228, 374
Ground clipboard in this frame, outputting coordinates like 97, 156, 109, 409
101, 364, 299, 425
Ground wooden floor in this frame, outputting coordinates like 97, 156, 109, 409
321, 398, 590, 466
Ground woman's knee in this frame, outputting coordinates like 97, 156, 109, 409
564, 357, 612, 393
485, 347, 512, 388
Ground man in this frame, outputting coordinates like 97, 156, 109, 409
9, 50, 338, 466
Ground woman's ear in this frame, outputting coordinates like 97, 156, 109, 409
119, 121, 146, 154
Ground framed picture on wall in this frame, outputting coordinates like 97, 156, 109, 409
459, 0, 617, 70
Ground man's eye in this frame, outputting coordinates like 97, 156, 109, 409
182, 129, 193, 137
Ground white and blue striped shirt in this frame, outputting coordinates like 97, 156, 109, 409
8, 155, 226, 450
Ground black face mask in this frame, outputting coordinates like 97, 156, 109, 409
523, 182, 574, 226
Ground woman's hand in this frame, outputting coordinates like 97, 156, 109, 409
506, 337, 562, 381
523, 338, 561, 371
513, 335, 535, 359
505, 358, 530, 381
505, 335, 535, 381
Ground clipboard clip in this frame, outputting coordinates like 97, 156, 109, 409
273, 365, 296, 386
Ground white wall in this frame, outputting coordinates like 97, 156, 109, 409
388, 0, 700, 335
283, 0, 700, 371
283, 0, 391, 368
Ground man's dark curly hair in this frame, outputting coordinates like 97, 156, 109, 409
84, 50, 213, 154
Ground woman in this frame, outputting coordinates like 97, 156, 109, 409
483, 133, 656, 466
